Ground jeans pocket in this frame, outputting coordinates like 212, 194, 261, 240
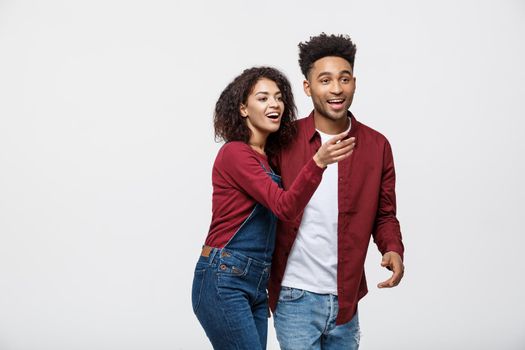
217, 253, 250, 277
191, 268, 206, 314
278, 287, 305, 302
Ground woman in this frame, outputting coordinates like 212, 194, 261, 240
191, 67, 355, 349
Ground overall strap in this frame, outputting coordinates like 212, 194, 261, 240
255, 159, 274, 174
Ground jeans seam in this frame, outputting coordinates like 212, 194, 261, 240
278, 287, 305, 303
192, 269, 206, 314
213, 274, 243, 350
321, 294, 331, 335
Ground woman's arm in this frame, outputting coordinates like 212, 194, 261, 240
217, 134, 354, 222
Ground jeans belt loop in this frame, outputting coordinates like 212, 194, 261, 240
202, 245, 219, 265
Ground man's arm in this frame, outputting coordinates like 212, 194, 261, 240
372, 140, 405, 288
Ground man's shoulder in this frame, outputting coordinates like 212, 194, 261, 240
286, 114, 315, 144
355, 119, 390, 145
293, 115, 312, 131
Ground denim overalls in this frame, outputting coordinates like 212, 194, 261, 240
192, 162, 281, 350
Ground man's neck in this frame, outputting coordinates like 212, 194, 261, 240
313, 111, 350, 135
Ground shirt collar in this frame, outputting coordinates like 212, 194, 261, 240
305, 110, 359, 142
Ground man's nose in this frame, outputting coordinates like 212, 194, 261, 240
331, 82, 343, 94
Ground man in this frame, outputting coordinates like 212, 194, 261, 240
268, 33, 405, 349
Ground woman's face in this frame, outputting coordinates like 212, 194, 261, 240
240, 78, 284, 139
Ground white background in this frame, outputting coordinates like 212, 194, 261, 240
1, 0, 524, 349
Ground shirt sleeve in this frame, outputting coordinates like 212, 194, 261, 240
216, 142, 324, 222
372, 140, 405, 260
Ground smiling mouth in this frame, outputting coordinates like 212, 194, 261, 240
327, 98, 345, 105
266, 112, 280, 119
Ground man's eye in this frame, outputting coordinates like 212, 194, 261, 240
341, 78, 350, 83
321, 79, 330, 84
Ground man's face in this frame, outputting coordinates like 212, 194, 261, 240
304, 56, 356, 122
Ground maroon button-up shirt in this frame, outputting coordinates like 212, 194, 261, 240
268, 111, 404, 325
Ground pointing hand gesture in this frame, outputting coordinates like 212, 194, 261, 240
313, 132, 356, 168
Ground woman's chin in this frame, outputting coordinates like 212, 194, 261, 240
266, 124, 281, 134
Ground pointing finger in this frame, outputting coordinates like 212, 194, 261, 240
327, 131, 350, 145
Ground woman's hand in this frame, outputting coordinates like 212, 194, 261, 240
313, 132, 356, 168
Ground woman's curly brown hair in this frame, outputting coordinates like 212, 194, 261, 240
213, 66, 297, 159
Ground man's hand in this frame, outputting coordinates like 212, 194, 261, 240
377, 251, 404, 288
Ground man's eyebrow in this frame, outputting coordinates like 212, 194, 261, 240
316, 70, 353, 79
316, 71, 332, 79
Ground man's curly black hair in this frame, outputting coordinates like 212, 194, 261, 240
213, 66, 297, 159
298, 33, 357, 78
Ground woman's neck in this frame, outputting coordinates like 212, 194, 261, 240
248, 132, 267, 156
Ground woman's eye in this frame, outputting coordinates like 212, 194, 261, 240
258, 97, 268, 102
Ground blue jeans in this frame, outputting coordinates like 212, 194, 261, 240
192, 248, 271, 349
192, 164, 280, 349
274, 287, 360, 350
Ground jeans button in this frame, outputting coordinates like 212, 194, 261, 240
220, 264, 227, 271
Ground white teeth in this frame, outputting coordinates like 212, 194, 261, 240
266, 113, 279, 117
328, 99, 344, 103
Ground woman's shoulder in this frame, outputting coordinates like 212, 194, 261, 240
220, 141, 250, 152
215, 141, 256, 167
217, 141, 253, 158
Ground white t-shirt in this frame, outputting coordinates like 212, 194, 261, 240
281, 123, 351, 295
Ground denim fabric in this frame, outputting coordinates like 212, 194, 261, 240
192, 165, 281, 350
222, 170, 280, 263
274, 287, 360, 350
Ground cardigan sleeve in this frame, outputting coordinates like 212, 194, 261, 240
215, 142, 324, 222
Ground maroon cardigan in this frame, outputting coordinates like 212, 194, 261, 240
205, 141, 324, 248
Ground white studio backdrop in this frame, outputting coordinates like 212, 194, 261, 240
0, 0, 524, 349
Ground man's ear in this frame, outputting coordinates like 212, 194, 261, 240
303, 79, 311, 97
239, 104, 248, 118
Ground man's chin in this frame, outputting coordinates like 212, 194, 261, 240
327, 111, 349, 121
314, 107, 348, 122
